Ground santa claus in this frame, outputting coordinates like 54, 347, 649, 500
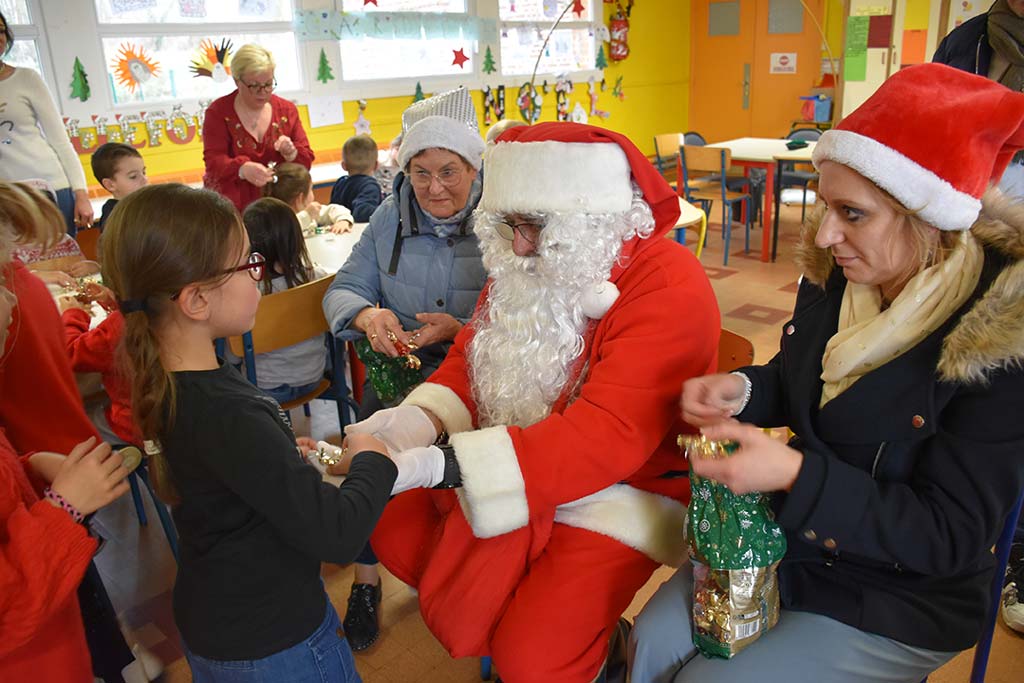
345, 122, 721, 682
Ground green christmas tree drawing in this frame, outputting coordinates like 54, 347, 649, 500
414, 82, 426, 102
69, 57, 90, 102
595, 45, 608, 70
482, 46, 497, 75
316, 48, 335, 84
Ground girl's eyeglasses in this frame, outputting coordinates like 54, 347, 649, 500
494, 221, 543, 245
227, 252, 266, 282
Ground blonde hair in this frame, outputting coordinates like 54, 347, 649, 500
264, 162, 311, 208
102, 184, 245, 503
231, 43, 275, 82
0, 182, 65, 254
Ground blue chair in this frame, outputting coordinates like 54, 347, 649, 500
126, 457, 179, 561
678, 145, 753, 266
923, 487, 1024, 683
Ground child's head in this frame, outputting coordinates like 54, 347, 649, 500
102, 184, 259, 502
264, 162, 313, 212
242, 197, 314, 295
342, 134, 379, 176
91, 143, 148, 199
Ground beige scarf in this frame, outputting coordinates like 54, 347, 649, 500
989, 0, 1024, 91
819, 233, 983, 407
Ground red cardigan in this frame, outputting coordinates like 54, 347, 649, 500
62, 309, 136, 445
0, 262, 99, 454
202, 91, 315, 212
0, 427, 96, 680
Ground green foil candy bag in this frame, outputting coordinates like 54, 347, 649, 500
353, 337, 423, 405
680, 435, 787, 659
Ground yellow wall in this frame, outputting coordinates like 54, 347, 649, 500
76, 0, 690, 188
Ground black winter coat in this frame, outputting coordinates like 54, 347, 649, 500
737, 191, 1024, 652
933, 11, 992, 76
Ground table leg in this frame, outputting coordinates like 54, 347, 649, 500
772, 159, 783, 262
760, 162, 775, 263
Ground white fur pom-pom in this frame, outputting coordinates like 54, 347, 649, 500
580, 280, 619, 319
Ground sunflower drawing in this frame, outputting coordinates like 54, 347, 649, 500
112, 43, 161, 93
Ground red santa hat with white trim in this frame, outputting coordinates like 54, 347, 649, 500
482, 123, 678, 258
812, 63, 1024, 231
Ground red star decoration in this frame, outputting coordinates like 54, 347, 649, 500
572, 0, 586, 17
363, 0, 378, 5
452, 48, 469, 69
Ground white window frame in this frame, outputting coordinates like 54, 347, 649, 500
5, 0, 59, 92
495, 0, 599, 79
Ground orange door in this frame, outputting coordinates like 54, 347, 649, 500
690, 1, 826, 141
689, 1, 756, 141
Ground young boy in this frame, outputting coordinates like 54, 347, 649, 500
330, 134, 383, 223
90, 142, 148, 230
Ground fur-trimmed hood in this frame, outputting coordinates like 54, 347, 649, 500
795, 189, 1024, 384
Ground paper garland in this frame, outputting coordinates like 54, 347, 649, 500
294, 10, 499, 45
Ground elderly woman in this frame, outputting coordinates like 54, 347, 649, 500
322, 89, 487, 652
0, 11, 93, 233
630, 63, 1024, 683
202, 43, 314, 212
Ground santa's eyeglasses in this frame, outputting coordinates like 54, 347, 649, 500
495, 221, 544, 244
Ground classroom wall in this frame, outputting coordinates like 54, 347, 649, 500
73, 0, 691, 189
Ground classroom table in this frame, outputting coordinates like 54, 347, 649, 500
304, 222, 367, 273
705, 138, 817, 263
771, 145, 817, 262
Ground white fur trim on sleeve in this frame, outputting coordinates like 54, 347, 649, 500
812, 130, 981, 231
554, 484, 688, 567
402, 382, 474, 435
450, 426, 529, 538
479, 140, 633, 215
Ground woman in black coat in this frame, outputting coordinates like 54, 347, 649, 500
630, 63, 1024, 683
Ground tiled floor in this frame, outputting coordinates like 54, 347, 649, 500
93, 203, 1023, 682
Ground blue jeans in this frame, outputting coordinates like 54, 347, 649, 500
263, 380, 322, 406
54, 186, 77, 237
185, 602, 361, 683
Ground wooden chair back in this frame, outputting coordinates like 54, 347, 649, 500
227, 275, 333, 357
75, 227, 102, 262
717, 329, 754, 373
682, 145, 731, 176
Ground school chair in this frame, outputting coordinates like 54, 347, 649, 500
779, 128, 822, 222
674, 197, 707, 261
717, 329, 755, 373
678, 145, 753, 266
75, 226, 102, 261
126, 458, 180, 562
227, 275, 358, 434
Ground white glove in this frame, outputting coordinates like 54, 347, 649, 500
390, 445, 445, 495
344, 405, 437, 453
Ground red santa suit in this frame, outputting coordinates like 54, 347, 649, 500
369, 123, 721, 682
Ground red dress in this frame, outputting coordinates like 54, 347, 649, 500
371, 224, 721, 682
202, 91, 315, 212
0, 429, 97, 681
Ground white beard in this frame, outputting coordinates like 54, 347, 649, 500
467, 195, 655, 428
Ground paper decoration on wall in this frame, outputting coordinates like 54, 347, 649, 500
572, 1, 586, 18
555, 77, 573, 121
294, 11, 499, 46
354, 99, 371, 135
178, 0, 206, 18
317, 48, 335, 83
595, 45, 608, 69
612, 75, 625, 101
516, 82, 543, 123
110, 0, 156, 12
543, 0, 559, 15
413, 82, 426, 102
112, 43, 161, 93
364, 0, 378, 5
239, 0, 269, 16
64, 100, 212, 154
190, 38, 232, 81
69, 58, 91, 102
588, 76, 609, 119
609, 7, 630, 61
482, 87, 495, 126
482, 46, 497, 75
596, 24, 611, 42
570, 102, 588, 124
452, 48, 470, 69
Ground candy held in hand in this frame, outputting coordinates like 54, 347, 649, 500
354, 338, 423, 404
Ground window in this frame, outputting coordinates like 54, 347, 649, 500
335, 0, 473, 81
93, 0, 301, 106
2, 0, 43, 72
498, 0, 595, 76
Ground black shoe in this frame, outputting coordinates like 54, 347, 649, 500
343, 581, 382, 651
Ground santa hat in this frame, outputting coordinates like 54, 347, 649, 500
398, 87, 485, 170
812, 63, 1024, 231
480, 122, 680, 318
